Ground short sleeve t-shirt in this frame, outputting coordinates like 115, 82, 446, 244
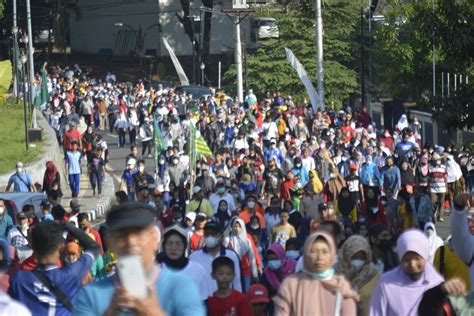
207, 290, 252, 316
263, 168, 283, 195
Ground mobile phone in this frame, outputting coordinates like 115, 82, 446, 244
116, 254, 148, 299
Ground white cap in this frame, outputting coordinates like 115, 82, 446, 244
127, 158, 137, 165
185, 212, 196, 222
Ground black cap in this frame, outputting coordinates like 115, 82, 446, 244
318, 203, 328, 212
204, 221, 222, 233
106, 202, 156, 232
40, 200, 51, 208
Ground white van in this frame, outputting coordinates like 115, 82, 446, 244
253, 17, 279, 40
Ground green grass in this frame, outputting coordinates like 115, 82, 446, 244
0, 98, 42, 174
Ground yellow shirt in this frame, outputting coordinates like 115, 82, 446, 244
433, 244, 471, 292
185, 198, 213, 217
270, 223, 297, 244
359, 273, 380, 316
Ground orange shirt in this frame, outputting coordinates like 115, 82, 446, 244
239, 210, 266, 229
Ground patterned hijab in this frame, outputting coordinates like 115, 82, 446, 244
335, 235, 380, 290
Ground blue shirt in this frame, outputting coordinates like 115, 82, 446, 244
7, 172, 33, 192
382, 166, 401, 192
8, 253, 94, 316
0, 215, 13, 237
73, 267, 205, 316
65, 151, 83, 175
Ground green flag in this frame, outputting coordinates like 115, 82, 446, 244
189, 122, 213, 158
34, 66, 48, 107
153, 114, 165, 158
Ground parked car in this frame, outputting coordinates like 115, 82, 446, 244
0, 192, 46, 224
34, 29, 54, 46
253, 17, 279, 40
175, 85, 213, 101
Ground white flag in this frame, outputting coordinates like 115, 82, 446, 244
163, 38, 190, 86
285, 48, 322, 111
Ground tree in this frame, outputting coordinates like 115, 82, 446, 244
373, 0, 474, 129
223, 0, 360, 108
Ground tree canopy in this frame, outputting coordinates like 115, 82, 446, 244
223, 0, 361, 109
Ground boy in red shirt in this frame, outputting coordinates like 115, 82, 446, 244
207, 257, 252, 316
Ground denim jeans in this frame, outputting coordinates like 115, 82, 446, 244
69, 173, 80, 197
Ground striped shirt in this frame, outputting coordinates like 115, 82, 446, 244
429, 166, 447, 193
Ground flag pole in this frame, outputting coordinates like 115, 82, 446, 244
188, 122, 196, 199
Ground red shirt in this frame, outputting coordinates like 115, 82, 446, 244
189, 232, 205, 252
64, 129, 82, 150
207, 290, 252, 316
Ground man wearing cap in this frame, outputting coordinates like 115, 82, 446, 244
63, 121, 83, 152
7, 212, 29, 249
209, 178, 236, 215
186, 186, 213, 217
264, 139, 283, 164
6, 162, 35, 193
189, 221, 243, 294
74, 202, 205, 315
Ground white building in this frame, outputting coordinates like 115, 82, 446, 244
69, 0, 255, 57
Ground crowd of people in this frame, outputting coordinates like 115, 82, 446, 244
1, 64, 474, 315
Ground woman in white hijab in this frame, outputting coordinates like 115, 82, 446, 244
424, 222, 444, 263
223, 217, 260, 290
396, 114, 409, 132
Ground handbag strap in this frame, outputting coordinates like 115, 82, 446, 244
32, 270, 73, 311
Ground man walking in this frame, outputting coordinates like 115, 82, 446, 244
6, 162, 35, 193
65, 141, 83, 198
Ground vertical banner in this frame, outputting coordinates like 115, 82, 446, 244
162, 38, 190, 86
284, 48, 322, 111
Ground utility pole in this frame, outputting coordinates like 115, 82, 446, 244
235, 15, 243, 102
315, 0, 324, 108
26, 0, 37, 128
360, 7, 365, 108
12, 0, 18, 98
432, 0, 436, 97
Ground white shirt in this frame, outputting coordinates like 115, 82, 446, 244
0, 291, 31, 316
162, 261, 213, 300
189, 247, 242, 293
302, 156, 316, 172
262, 122, 278, 140
209, 192, 236, 214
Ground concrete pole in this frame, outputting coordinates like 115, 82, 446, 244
432, 0, 436, 97
315, 0, 324, 108
26, 0, 37, 128
235, 16, 243, 102
218, 61, 221, 90
12, 0, 18, 98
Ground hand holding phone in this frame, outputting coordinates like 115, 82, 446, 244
116, 254, 148, 299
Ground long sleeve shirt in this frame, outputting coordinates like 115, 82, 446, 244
382, 166, 401, 192
451, 205, 474, 293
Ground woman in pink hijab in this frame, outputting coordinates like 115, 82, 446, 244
273, 231, 358, 315
369, 229, 444, 316
262, 243, 296, 297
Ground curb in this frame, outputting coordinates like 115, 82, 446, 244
81, 170, 115, 223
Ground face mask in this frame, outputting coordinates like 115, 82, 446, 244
0, 207, 4, 215
217, 187, 226, 194
267, 260, 282, 270
247, 201, 255, 208
310, 268, 335, 280
21, 222, 28, 230
329, 173, 336, 179
218, 206, 227, 212
250, 224, 259, 230
271, 143, 276, 148
351, 259, 365, 271
295, 163, 302, 168
426, 229, 434, 237
139, 166, 145, 172
380, 200, 387, 206
16, 168, 23, 173
205, 236, 219, 248
159, 159, 165, 165
436, 160, 441, 165
286, 250, 300, 260
173, 159, 179, 165
320, 143, 326, 149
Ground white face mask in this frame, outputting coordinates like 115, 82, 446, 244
0, 207, 4, 215
139, 166, 145, 172
205, 236, 219, 248
351, 259, 365, 271
16, 168, 23, 173
247, 201, 255, 208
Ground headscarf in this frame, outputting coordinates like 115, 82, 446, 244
263, 243, 297, 290
370, 229, 444, 315
302, 231, 359, 299
44, 161, 58, 187
338, 187, 355, 217
327, 169, 346, 198
156, 226, 189, 270
423, 222, 444, 264
224, 217, 251, 258
396, 114, 409, 131
309, 169, 323, 193
335, 235, 379, 290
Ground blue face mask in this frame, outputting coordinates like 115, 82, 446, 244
267, 260, 282, 271
285, 250, 300, 260
310, 268, 335, 280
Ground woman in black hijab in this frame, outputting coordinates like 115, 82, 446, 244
337, 187, 357, 223
156, 226, 212, 300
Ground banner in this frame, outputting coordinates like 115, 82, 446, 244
153, 114, 166, 158
189, 123, 213, 161
34, 66, 49, 108
284, 48, 322, 111
162, 38, 190, 86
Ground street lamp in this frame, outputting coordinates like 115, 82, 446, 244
12, 26, 19, 98
20, 53, 29, 151
200, 62, 205, 85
